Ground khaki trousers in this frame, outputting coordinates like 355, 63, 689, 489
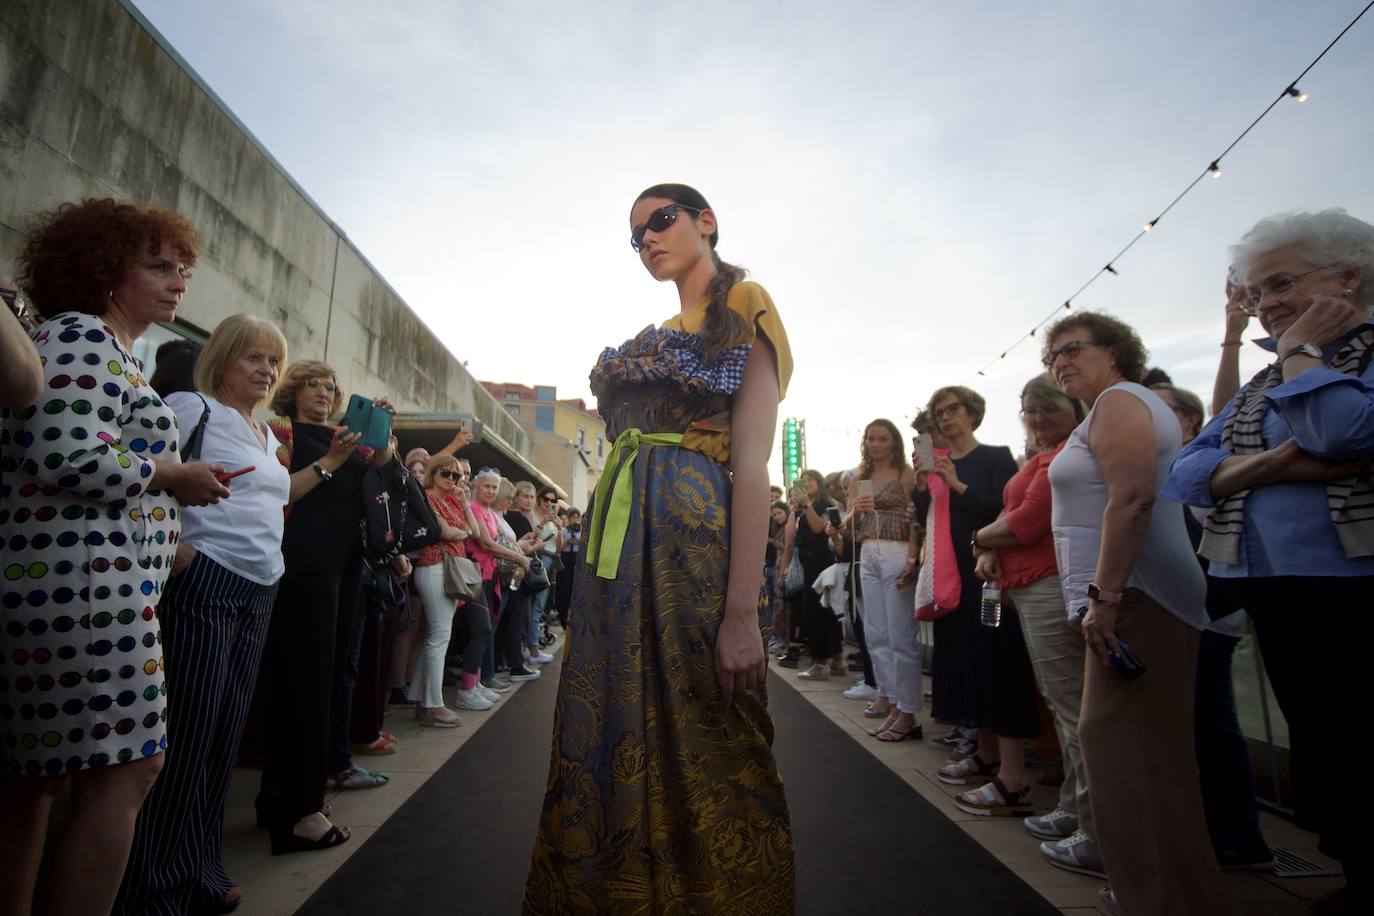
1078, 590, 1232, 916
1006, 576, 1092, 837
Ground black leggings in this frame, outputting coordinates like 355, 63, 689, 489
800, 549, 840, 661
458, 584, 495, 675
496, 587, 530, 671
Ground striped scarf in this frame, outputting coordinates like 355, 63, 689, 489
1200, 326, 1374, 565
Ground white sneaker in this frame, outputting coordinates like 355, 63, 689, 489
476, 685, 501, 703
454, 688, 494, 711
843, 682, 878, 700
1024, 807, 1078, 841
1040, 830, 1106, 879
529, 650, 554, 665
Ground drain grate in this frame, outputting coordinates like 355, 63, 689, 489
1269, 847, 1343, 878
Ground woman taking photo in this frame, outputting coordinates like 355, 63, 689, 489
917, 386, 1018, 782
1, 199, 226, 916
500, 481, 549, 683
848, 420, 920, 741
406, 454, 477, 727
1166, 209, 1374, 907
1045, 311, 1230, 915
525, 184, 795, 913
116, 313, 293, 915
257, 361, 395, 855
966, 378, 1100, 871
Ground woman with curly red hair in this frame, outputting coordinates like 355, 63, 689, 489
0, 198, 228, 916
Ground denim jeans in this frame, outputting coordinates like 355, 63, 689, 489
1195, 628, 1267, 856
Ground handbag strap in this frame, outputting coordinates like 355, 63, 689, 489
179, 392, 211, 461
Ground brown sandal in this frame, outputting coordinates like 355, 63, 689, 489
937, 753, 1000, 785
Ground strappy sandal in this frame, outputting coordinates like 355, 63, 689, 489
876, 723, 923, 742
352, 733, 397, 755
953, 776, 1034, 816
270, 824, 351, 856
937, 753, 1000, 785
327, 764, 391, 791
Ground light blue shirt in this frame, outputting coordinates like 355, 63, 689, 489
1162, 324, 1374, 579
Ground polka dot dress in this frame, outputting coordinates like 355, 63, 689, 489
1, 312, 181, 776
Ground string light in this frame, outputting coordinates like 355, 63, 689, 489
959, 0, 1373, 384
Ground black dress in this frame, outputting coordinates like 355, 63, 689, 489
258, 421, 370, 839
795, 497, 839, 661
929, 445, 1021, 728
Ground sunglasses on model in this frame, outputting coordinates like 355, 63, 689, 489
438, 469, 462, 481
630, 204, 702, 252
305, 378, 339, 394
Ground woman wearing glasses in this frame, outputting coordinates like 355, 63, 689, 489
256, 361, 396, 855
1165, 209, 1374, 911
525, 184, 795, 914
1044, 312, 1230, 915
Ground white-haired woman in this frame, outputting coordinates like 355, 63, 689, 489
1166, 208, 1374, 909
116, 314, 293, 914
462, 470, 532, 709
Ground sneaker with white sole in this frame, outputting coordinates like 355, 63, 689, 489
843, 682, 878, 700
1040, 830, 1106, 879
508, 667, 542, 682
454, 688, 494, 711
476, 685, 501, 703
529, 650, 554, 665
481, 678, 513, 693
1024, 807, 1078, 841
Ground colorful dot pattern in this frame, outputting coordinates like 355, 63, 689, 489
1, 312, 180, 776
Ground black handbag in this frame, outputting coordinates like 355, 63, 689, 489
360, 459, 441, 567
520, 556, 551, 594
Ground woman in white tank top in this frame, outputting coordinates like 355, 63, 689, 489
1043, 311, 1232, 916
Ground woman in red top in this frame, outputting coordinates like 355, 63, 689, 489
963, 377, 1096, 857
408, 454, 477, 727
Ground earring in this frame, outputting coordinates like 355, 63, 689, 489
1345, 289, 1355, 297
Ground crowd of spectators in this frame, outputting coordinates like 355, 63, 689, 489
3, 195, 1372, 916
767, 207, 1374, 915
0, 198, 578, 916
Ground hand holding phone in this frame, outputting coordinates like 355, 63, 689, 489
1108, 641, 1147, 680
912, 434, 935, 472
343, 394, 394, 450
825, 506, 843, 527
216, 466, 255, 484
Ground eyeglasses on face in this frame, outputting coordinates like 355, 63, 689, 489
305, 378, 339, 394
931, 402, 965, 420
1043, 339, 1097, 368
1019, 404, 1064, 419
438, 469, 462, 481
630, 204, 702, 253
540, 494, 558, 503
1241, 267, 1326, 314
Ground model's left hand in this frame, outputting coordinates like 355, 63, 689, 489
716, 605, 766, 707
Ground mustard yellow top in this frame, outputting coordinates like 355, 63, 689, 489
660, 280, 793, 401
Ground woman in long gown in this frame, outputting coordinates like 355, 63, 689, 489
524, 184, 796, 915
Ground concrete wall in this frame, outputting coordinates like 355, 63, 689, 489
0, 0, 528, 452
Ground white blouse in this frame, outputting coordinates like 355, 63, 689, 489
167, 392, 291, 586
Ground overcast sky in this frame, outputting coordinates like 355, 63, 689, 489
130, 0, 1374, 482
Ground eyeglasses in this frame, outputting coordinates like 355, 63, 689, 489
1019, 404, 1064, 419
630, 204, 702, 252
540, 494, 557, 503
1241, 267, 1325, 314
305, 378, 339, 394
1043, 339, 1097, 368
438, 469, 462, 481
931, 402, 964, 420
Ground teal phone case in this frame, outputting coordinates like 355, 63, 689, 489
343, 394, 392, 450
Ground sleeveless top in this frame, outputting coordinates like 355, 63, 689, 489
1048, 382, 1206, 628
856, 477, 911, 542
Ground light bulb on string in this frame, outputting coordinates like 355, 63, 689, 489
1286, 85, 1308, 102
1104, 264, 1119, 276
1209, 161, 1222, 178
1143, 219, 1157, 232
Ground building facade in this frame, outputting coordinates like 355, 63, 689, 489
482, 382, 606, 508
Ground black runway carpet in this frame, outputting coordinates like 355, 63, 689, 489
298, 665, 1059, 915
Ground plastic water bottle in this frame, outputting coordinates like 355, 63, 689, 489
980, 581, 1002, 628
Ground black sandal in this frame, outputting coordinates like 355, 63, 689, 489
270, 825, 351, 856
954, 776, 1034, 816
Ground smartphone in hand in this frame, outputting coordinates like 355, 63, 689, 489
912, 434, 935, 471
343, 395, 393, 450
825, 506, 843, 527
857, 479, 874, 500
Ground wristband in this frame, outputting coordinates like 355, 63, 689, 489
313, 462, 334, 482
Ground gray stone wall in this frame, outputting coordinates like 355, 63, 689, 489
0, 0, 528, 452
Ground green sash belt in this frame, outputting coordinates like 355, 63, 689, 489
585, 428, 684, 580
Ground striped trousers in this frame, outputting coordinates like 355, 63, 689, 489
114, 551, 277, 916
